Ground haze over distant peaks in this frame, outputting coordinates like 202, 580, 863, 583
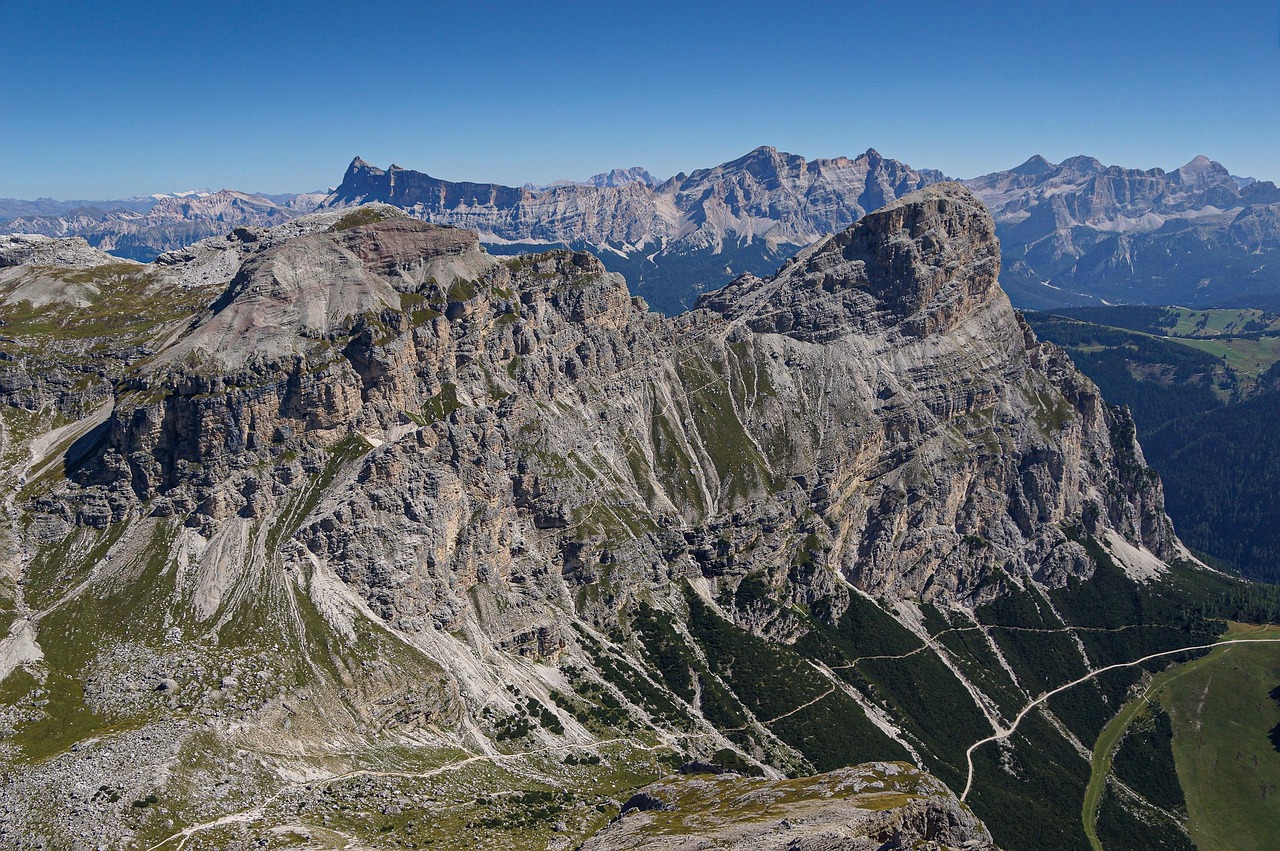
964, 152, 1280, 308
530, 166, 662, 191
326, 146, 945, 312
6, 147, 1280, 313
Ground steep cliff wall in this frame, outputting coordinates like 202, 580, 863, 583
0, 185, 1191, 849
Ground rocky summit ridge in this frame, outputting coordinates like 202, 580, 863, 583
12, 146, 1280, 313
964, 152, 1280, 307
330, 146, 944, 254
0, 184, 1199, 849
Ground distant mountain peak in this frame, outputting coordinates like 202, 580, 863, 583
149, 189, 213, 201
583, 166, 659, 188
1173, 154, 1231, 189
345, 157, 383, 180
1059, 155, 1105, 174
1012, 154, 1054, 176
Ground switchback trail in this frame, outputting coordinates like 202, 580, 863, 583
959, 637, 1280, 801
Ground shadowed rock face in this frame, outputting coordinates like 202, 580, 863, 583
1, 185, 1178, 848
56, 183, 1172, 612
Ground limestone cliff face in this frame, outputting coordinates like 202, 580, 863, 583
692, 183, 1175, 599
2, 185, 1184, 849
56, 184, 1172, 619
698, 181, 1001, 339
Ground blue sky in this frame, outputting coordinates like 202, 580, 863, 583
2, 0, 1278, 198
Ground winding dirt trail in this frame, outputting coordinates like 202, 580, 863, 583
142, 734, 710, 850
959, 637, 1280, 801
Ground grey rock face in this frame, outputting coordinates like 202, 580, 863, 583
1, 190, 325, 262
698, 182, 1001, 340
0, 186, 1179, 848
964, 154, 1280, 308
0, 233, 125, 270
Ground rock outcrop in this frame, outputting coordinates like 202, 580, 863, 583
581, 763, 997, 850
0, 184, 1187, 850
0, 233, 124, 271
699, 181, 1001, 340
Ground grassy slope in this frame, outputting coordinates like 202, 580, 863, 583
1165, 622, 1280, 851
1049, 305, 1280, 340
1081, 622, 1280, 850
1164, 308, 1280, 339
1081, 649, 1214, 849
1083, 688, 1152, 850
1028, 308, 1280, 394
1174, 335, 1280, 382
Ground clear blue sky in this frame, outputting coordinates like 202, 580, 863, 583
2, 0, 1278, 198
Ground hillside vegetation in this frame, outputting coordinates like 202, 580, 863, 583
1026, 309, 1280, 580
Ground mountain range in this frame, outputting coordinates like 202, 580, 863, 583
971, 153, 1280, 309
5, 148, 1279, 315
5, 183, 1267, 849
0, 190, 326, 263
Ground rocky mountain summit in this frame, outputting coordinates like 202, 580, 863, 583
0, 184, 1215, 849
533, 166, 661, 190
